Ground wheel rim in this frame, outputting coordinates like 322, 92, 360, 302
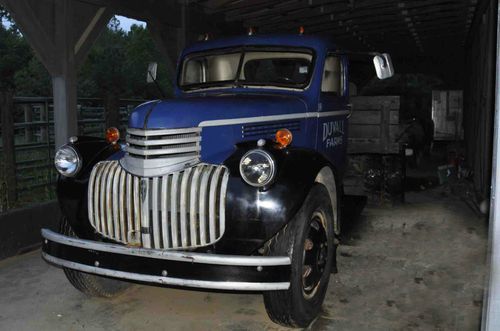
302, 210, 328, 299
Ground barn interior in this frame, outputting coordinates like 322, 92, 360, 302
0, 0, 498, 330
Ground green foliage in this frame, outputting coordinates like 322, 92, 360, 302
0, 24, 31, 90
78, 17, 173, 99
0, 13, 172, 98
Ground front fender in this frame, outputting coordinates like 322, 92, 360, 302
56, 136, 122, 238
217, 143, 338, 255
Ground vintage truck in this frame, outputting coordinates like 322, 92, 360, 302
42, 33, 393, 327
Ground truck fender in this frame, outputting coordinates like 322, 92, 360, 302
315, 166, 340, 235
218, 144, 341, 254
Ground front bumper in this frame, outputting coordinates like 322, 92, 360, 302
41, 229, 291, 291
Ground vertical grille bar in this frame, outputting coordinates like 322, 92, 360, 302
170, 172, 180, 248
105, 162, 116, 236
179, 168, 191, 247
219, 169, 229, 236
208, 166, 223, 242
151, 177, 160, 248
189, 167, 202, 246
87, 162, 98, 230
88, 161, 228, 250
125, 173, 134, 242
133, 176, 141, 244
118, 170, 127, 242
99, 162, 113, 236
199, 166, 213, 245
161, 175, 170, 249
141, 178, 151, 248
111, 163, 121, 239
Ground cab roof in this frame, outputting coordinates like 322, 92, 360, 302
181, 34, 337, 57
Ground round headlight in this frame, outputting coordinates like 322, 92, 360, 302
239, 149, 276, 187
54, 145, 81, 177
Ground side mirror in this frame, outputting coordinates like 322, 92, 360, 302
146, 62, 158, 83
373, 53, 394, 80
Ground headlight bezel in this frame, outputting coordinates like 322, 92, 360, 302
54, 144, 82, 177
239, 149, 276, 188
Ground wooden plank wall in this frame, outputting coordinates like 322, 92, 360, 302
348, 96, 400, 154
464, 0, 498, 198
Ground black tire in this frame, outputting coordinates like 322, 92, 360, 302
59, 217, 130, 298
263, 184, 336, 328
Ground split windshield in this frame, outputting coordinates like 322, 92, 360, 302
179, 47, 314, 91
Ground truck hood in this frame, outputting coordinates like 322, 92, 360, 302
129, 93, 308, 129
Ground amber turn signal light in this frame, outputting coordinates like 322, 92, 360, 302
275, 129, 292, 148
106, 127, 120, 144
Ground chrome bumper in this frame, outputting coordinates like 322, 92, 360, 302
41, 229, 291, 291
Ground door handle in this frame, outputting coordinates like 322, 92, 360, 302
347, 103, 353, 119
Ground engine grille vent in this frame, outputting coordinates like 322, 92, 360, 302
121, 127, 202, 177
88, 160, 229, 250
242, 120, 301, 138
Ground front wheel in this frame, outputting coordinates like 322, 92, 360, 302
59, 216, 130, 298
263, 184, 336, 328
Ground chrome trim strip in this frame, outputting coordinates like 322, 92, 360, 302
42, 229, 291, 266
126, 145, 199, 156
42, 253, 290, 291
127, 127, 202, 136
127, 136, 201, 147
198, 110, 350, 127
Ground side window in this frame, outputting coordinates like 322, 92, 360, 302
321, 55, 343, 95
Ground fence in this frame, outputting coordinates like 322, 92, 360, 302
0, 97, 145, 212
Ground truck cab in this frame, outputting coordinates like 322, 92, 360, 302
42, 33, 393, 328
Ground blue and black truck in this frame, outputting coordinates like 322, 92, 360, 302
42, 32, 393, 327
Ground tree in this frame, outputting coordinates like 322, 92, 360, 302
0, 10, 33, 208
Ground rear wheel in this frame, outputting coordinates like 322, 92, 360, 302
60, 217, 130, 298
263, 184, 336, 328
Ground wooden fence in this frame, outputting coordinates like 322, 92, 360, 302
0, 97, 144, 212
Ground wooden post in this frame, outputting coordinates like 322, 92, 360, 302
104, 92, 120, 129
23, 103, 33, 143
0, 90, 17, 207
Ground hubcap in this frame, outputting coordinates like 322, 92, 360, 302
302, 211, 328, 299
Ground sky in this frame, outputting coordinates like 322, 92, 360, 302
115, 16, 146, 31
1, 15, 146, 32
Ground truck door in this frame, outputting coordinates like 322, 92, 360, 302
317, 54, 349, 174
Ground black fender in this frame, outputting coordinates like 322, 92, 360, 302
56, 136, 121, 239
216, 142, 341, 255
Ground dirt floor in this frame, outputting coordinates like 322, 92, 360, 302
0, 187, 488, 331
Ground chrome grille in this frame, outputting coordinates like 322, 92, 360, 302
120, 127, 202, 177
88, 160, 229, 250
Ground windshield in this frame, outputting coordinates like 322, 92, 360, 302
179, 47, 314, 91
